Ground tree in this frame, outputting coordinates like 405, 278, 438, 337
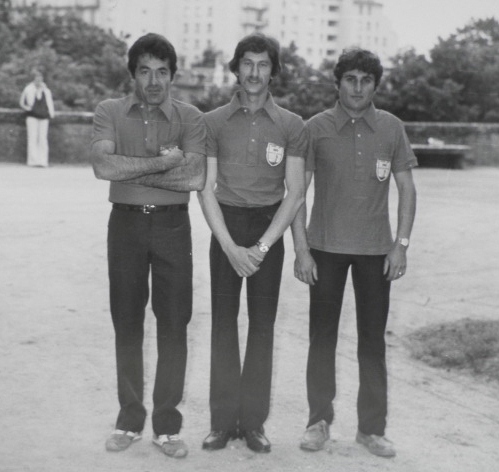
430, 17, 499, 122
0, 8, 131, 111
271, 42, 336, 119
377, 18, 499, 122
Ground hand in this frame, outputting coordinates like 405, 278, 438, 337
226, 245, 260, 278
294, 249, 318, 285
384, 244, 407, 281
247, 245, 266, 267
159, 145, 180, 156
158, 146, 184, 168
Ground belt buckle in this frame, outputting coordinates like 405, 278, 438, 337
142, 204, 156, 214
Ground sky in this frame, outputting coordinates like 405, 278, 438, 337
381, 0, 499, 54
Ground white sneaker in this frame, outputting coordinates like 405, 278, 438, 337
153, 434, 188, 458
356, 430, 396, 457
105, 429, 142, 452
300, 420, 330, 451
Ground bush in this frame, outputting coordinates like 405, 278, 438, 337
406, 318, 499, 382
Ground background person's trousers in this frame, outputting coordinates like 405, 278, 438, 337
26, 116, 49, 167
107, 206, 192, 436
306, 250, 391, 436
209, 202, 284, 432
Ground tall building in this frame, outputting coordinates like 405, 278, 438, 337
338, 0, 398, 66
12, 0, 398, 68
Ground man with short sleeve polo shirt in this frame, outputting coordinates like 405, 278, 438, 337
292, 49, 417, 458
91, 33, 206, 459
198, 33, 307, 454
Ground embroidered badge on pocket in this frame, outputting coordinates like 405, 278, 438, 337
266, 142, 284, 166
376, 159, 391, 182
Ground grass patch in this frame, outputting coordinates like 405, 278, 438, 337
406, 318, 499, 383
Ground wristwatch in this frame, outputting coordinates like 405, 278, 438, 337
397, 237, 410, 248
256, 241, 270, 253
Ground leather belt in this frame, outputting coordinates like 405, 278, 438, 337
112, 203, 188, 214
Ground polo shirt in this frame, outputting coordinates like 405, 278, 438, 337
306, 102, 418, 255
92, 93, 206, 205
205, 91, 307, 207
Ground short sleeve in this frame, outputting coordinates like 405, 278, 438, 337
179, 106, 207, 156
285, 115, 308, 158
392, 120, 418, 173
91, 100, 115, 145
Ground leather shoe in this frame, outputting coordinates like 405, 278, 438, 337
241, 428, 271, 453
202, 430, 238, 450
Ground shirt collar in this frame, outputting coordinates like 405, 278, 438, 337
227, 90, 279, 122
125, 93, 173, 120
332, 101, 377, 131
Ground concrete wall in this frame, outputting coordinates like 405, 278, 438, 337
405, 122, 499, 167
1, 108, 499, 166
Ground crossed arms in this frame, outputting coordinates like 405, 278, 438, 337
91, 139, 206, 192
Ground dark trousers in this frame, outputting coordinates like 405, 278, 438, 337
107, 207, 192, 435
306, 250, 391, 436
209, 202, 284, 431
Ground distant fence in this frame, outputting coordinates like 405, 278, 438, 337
1, 108, 499, 166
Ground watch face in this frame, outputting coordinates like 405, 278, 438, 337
399, 238, 409, 247
257, 242, 269, 253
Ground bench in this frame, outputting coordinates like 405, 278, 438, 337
411, 144, 472, 169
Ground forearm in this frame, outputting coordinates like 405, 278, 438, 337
198, 189, 235, 253
92, 153, 175, 181
258, 189, 305, 247
124, 153, 206, 192
291, 203, 309, 253
396, 176, 417, 240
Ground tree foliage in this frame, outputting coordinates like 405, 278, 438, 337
270, 42, 336, 119
0, 7, 131, 111
377, 17, 499, 122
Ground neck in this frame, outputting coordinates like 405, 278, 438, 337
239, 89, 268, 114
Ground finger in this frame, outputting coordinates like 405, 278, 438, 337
383, 258, 390, 275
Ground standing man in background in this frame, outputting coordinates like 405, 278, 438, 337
293, 48, 417, 458
91, 33, 206, 459
198, 33, 307, 454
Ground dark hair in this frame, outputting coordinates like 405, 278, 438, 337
334, 48, 383, 88
228, 33, 281, 77
127, 33, 177, 79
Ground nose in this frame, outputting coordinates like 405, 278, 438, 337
250, 64, 258, 77
354, 80, 362, 93
150, 71, 159, 85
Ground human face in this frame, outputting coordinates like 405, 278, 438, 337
237, 51, 273, 98
338, 69, 376, 117
134, 54, 172, 107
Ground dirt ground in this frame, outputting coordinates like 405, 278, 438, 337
1, 163, 499, 472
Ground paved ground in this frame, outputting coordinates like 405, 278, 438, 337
1, 163, 498, 472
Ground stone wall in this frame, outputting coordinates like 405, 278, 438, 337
0, 108, 94, 165
1, 108, 499, 166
